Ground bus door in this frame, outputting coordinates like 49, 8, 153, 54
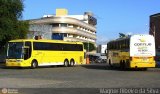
24, 42, 32, 60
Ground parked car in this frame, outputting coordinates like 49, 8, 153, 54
95, 57, 107, 63
89, 55, 98, 63
95, 57, 102, 63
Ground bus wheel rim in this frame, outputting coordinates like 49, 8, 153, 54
70, 61, 74, 66
32, 62, 37, 68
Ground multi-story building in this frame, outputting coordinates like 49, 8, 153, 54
28, 9, 97, 45
149, 13, 160, 49
149, 13, 160, 61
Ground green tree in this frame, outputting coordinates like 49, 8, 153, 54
83, 42, 96, 52
0, 0, 28, 48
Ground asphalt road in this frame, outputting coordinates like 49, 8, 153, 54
0, 63, 160, 94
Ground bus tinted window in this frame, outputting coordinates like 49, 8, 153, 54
62, 44, 83, 51
33, 42, 83, 51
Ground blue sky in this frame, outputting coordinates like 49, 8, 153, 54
23, 0, 160, 44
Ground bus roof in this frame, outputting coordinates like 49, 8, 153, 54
108, 36, 130, 43
108, 34, 153, 43
8, 39, 83, 44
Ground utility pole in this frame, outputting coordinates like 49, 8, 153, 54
86, 39, 90, 64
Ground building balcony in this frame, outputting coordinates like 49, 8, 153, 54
29, 17, 96, 32
52, 27, 96, 40
64, 37, 95, 43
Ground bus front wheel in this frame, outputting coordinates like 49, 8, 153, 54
31, 60, 38, 69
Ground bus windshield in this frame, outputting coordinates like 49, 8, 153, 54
7, 42, 23, 59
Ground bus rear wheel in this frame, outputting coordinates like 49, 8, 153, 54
70, 59, 75, 67
108, 60, 113, 67
64, 60, 69, 67
31, 60, 38, 69
120, 61, 125, 70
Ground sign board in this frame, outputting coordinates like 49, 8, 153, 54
130, 35, 155, 56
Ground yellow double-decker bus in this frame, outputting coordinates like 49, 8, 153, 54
107, 34, 156, 70
6, 39, 85, 68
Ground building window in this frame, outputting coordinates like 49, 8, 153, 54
63, 33, 68, 37
73, 25, 78, 28
52, 33, 64, 40
50, 23, 59, 27
51, 33, 68, 40
60, 23, 67, 27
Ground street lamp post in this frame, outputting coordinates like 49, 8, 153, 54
88, 40, 89, 53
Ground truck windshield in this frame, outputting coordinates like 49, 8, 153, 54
7, 42, 23, 59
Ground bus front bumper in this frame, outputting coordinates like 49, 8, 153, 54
6, 60, 30, 67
